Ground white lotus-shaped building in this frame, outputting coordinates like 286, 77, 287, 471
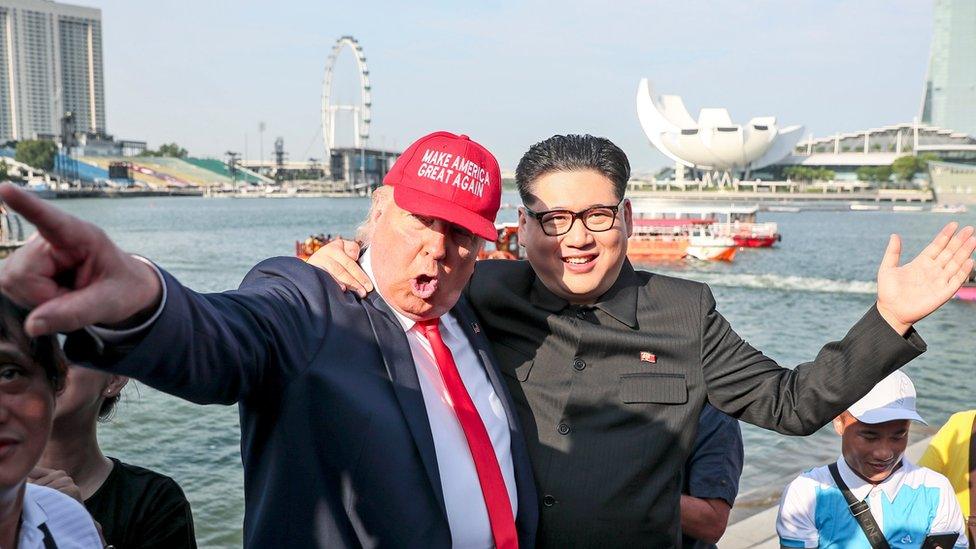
637, 78, 804, 173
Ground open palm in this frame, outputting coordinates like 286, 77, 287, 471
876, 222, 976, 334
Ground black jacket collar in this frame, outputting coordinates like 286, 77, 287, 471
528, 259, 640, 329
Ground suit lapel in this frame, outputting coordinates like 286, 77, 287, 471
453, 297, 540, 538
362, 293, 448, 520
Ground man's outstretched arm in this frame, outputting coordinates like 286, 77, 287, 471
0, 183, 328, 404
703, 222, 975, 434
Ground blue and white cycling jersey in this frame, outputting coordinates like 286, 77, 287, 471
776, 457, 968, 548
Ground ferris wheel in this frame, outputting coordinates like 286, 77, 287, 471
322, 35, 371, 161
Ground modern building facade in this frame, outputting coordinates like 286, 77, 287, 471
0, 0, 105, 142
920, 0, 976, 138
765, 122, 976, 200
636, 78, 804, 186
781, 122, 976, 175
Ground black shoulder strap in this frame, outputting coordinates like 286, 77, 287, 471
828, 463, 891, 549
37, 522, 58, 549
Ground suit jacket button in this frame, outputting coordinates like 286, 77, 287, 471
557, 423, 570, 435
543, 495, 556, 507
573, 358, 586, 371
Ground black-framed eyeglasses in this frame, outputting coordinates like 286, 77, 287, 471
523, 200, 624, 236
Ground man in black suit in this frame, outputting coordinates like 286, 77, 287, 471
0, 132, 538, 548
311, 135, 976, 547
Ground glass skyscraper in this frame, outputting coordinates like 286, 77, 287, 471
0, 0, 105, 141
920, 0, 976, 138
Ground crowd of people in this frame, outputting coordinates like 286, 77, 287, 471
0, 130, 973, 548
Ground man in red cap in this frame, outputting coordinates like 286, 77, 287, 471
0, 131, 538, 549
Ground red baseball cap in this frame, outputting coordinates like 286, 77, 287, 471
383, 131, 501, 241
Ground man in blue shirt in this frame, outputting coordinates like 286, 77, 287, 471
681, 403, 744, 548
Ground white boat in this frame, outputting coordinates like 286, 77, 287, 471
0, 202, 27, 258
931, 204, 967, 214
892, 205, 924, 212
850, 203, 880, 211
686, 227, 738, 261
767, 206, 801, 213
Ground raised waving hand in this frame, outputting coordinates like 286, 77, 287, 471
875, 222, 975, 335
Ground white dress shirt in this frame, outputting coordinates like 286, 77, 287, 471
362, 250, 517, 549
19, 483, 102, 548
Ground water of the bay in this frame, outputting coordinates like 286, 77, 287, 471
5, 194, 974, 547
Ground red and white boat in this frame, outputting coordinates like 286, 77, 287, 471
630, 202, 780, 248
726, 221, 781, 248
628, 218, 736, 262
628, 218, 693, 262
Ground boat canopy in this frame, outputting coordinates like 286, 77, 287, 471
633, 218, 715, 227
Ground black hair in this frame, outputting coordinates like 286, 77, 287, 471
515, 134, 631, 205
98, 393, 119, 421
0, 293, 66, 392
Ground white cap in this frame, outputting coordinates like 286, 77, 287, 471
848, 370, 926, 425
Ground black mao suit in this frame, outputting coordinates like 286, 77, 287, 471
466, 259, 925, 548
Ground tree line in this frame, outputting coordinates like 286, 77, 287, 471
782, 153, 938, 185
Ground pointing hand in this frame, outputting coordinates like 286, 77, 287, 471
0, 183, 162, 336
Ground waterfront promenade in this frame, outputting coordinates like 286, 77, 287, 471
626, 187, 934, 203
31, 184, 936, 203
30, 187, 203, 199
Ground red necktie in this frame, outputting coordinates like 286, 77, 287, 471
417, 319, 519, 549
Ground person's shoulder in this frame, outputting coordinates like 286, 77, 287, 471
26, 484, 101, 541
784, 464, 834, 496
110, 459, 190, 502
469, 259, 534, 296
27, 482, 82, 511
699, 402, 739, 429
942, 409, 976, 432
635, 268, 707, 294
242, 256, 357, 304
904, 459, 957, 491
247, 256, 333, 285
473, 258, 534, 280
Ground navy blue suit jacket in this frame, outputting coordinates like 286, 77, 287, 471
67, 257, 538, 548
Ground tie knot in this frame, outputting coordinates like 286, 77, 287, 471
417, 318, 441, 334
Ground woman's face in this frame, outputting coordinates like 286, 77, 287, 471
0, 340, 55, 493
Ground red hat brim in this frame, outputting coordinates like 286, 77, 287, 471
393, 184, 498, 241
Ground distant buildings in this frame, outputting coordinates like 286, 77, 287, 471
0, 0, 105, 141
773, 122, 976, 180
920, 0, 976, 139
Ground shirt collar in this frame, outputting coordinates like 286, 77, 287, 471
528, 259, 640, 329
19, 484, 47, 547
835, 455, 910, 503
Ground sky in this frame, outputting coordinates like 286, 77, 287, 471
92, 0, 935, 172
